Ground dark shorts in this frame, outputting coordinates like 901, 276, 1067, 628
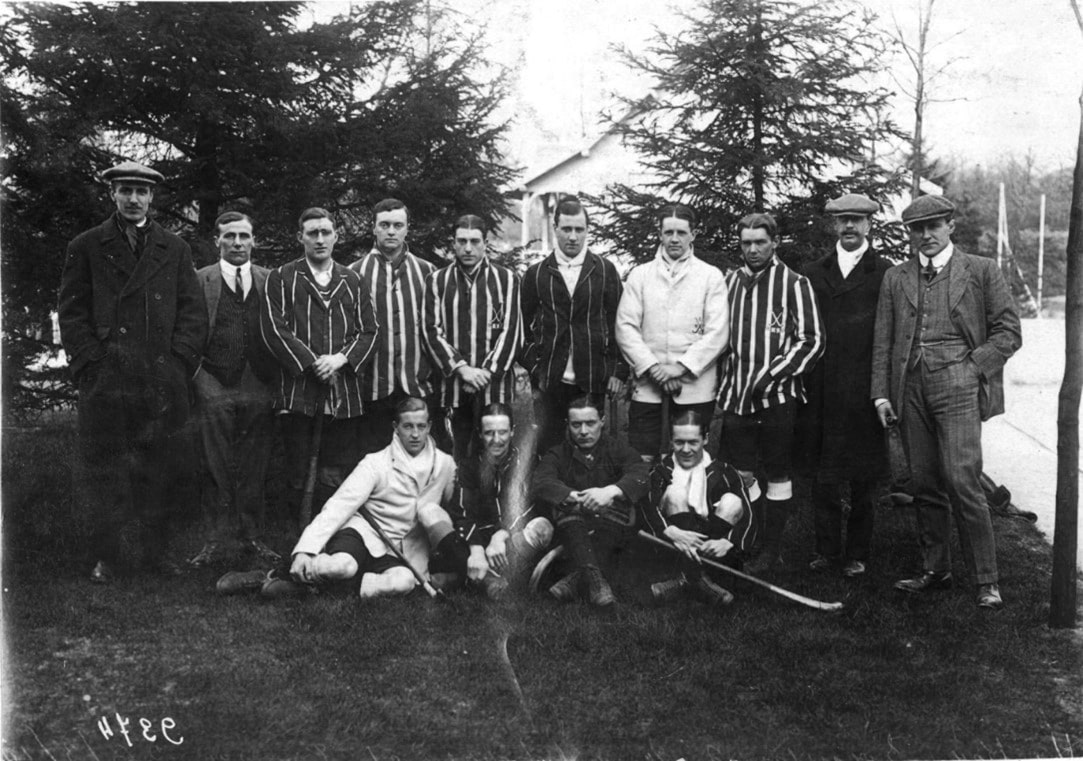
627, 399, 716, 457
720, 403, 795, 480
325, 527, 406, 576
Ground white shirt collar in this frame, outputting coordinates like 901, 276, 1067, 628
554, 247, 586, 268
306, 260, 334, 286
919, 242, 954, 271
219, 259, 252, 294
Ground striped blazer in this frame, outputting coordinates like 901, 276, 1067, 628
423, 258, 522, 407
718, 258, 823, 415
642, 454, 757, 555
520, 250, 626, 394
350, 248, 436, 401
260, 257, 378, 418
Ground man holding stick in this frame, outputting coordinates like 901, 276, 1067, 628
521, 197, 626, 455
250, 397, 466, 599
424, 215, 522, 460
642, 411, 755, 606
717, 213, 823, 575
872, 195, 1021, 609
351, 198, 438, 455
616, 203, 729, 460
532, 395, 650, 607
261, 207, 378, 524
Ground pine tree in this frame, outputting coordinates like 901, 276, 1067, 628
589, 0, 908, 268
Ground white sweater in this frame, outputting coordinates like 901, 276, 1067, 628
616, 251, 730, 405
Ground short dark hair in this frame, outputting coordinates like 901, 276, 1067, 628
298, 207, 334, 231
737, 212, 778, 239
214, 211, 253, 237
374, 198, 409, 223
670, 410, 708, 436
565, 394, 603, 419
479, 402, 514, 426
656, 204, 696, 230
393, 396, 430, 422
553, 196, 590, 227
454, 214, 487, 235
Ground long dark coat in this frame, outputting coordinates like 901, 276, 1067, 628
58, 213, 207, 563
795, 248, 891, 482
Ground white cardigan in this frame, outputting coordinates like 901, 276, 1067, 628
616, 251, 730, 405
292, 436, 456, 573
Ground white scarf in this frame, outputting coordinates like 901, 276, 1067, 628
669, 452, 712, 517
391, 432, 436, 489
835, 239, 869, 279
656, 244, 693, 283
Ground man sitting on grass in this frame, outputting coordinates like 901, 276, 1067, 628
443, 403, 553, 599
217, 397, 471, 598
642, 411, 756, 606
532, 395, 650, 607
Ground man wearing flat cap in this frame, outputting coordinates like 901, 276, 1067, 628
871, 194, 1021, 609
796, 194, 892, 578
59, 161, 207, 583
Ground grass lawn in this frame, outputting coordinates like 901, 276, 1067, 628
3, 413, 1082, 761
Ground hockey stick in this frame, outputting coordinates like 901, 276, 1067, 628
638, 530, 844, 612
299, 384, 328, 530
356, 504, 446, 600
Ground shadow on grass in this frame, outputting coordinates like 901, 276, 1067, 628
3, 413, 1082, 760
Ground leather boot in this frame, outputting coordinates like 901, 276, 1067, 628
746, 499, 790, 575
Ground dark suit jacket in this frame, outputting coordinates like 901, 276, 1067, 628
520, 250, 627, 393
59, 214, 207, 422
796, 249, 891, 479
871, 251, 1021, 421
196, 262, 276, 383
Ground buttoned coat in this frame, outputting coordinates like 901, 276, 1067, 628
616, 252, 729, 405
795, 248, 892, 480
59, 214, 207, 424
870, 251, 1021, 422
520, 250, 626, 393
260, 258, 379, 418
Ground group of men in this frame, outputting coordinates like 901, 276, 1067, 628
59, 160, 1020, 612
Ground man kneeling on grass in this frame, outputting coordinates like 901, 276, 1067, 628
532, 395, 650, 607
642, 411, 757, 606
441, 403, 554, 599
218, 397, 471, 598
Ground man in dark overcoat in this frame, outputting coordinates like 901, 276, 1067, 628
796, 193, 892, 578
58, 161, 207, 583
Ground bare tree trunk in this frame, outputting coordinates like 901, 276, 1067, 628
909, 0, 934, 197
1051, 88, 1083, 628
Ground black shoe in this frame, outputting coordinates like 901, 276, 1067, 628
260, 568, 316, 599
582, 566, 615, 608
216, 569, 270, 595
893, 570, 952, 593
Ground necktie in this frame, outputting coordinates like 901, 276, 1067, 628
923, 262, 937, 282
235, 267, 245, 301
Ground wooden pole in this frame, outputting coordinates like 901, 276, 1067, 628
1050, 90, 1083, 629
1039, 194, 1046, 316
997, 182, 1006, 272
